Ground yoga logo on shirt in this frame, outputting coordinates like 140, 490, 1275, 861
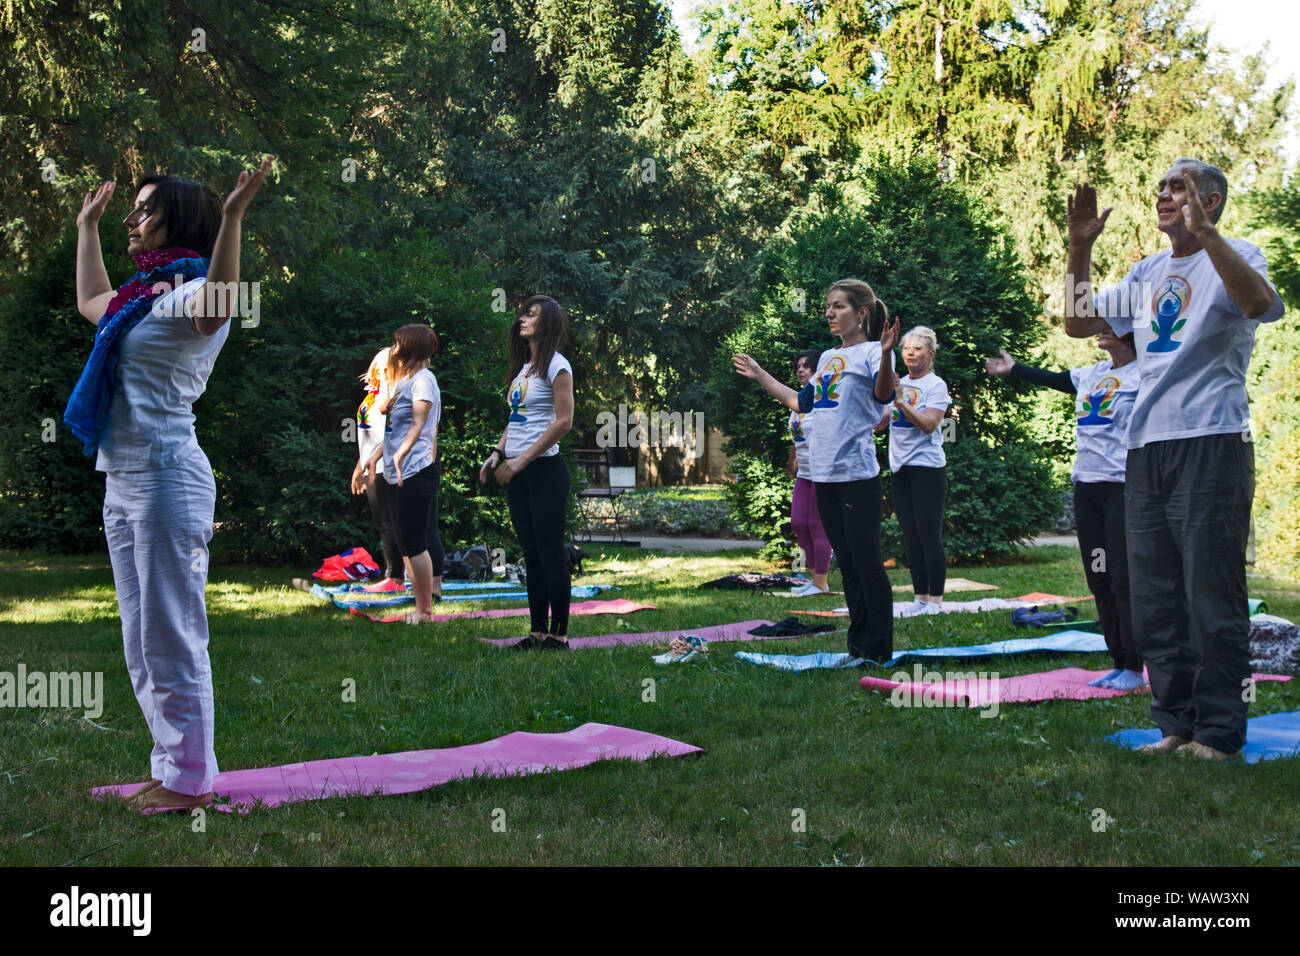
1148, 276, 1191, 353
790, 414, 807, 442
1078, 376, 1121, 426
357, 389, 377, 430
891, 385, 921, 429
813, 357, 845, 409
508, 376, 529, 423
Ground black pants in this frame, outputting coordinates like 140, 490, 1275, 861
1074, 480, 1140, 671
393, 459, 444, 574
815, 477, 893, 662
365, 472, 403, 579
892, 465, 947, 596
1126, 434, 1253, 752
507, 455, 571, 636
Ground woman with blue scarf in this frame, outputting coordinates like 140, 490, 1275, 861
66, 157, 272, 812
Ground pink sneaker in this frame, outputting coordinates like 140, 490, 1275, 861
361, 578, 408, 594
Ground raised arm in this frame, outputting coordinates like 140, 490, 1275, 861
874, 317, 899, 402
734, 354, 800, 411
1182, 169, 1282, 320
75, 181, 118, 323
1063, 183, 1112, 338
191, 156, 274, 336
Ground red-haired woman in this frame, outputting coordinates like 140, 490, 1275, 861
479, 296, 574, 650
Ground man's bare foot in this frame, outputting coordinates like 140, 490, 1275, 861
136, 786, 214, 812
1135, 734, 1191, 754
1180, 741, 1244, 762
402, 611, 435, 624
125, 780, 162, 806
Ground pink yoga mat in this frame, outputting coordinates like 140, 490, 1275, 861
354, 598, 657, 623
860, 667, 1291, 707
91, 722, 701, 813
481, 619, 778, 649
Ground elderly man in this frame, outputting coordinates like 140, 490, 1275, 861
1063, 159, 1285, 760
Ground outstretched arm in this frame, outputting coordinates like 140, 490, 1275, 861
734, 354, 800, 411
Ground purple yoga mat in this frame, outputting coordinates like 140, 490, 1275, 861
861, 667, 1291, 707
481, 619, 778, 649
354, 598, 657, 623
91, 722, 701, 813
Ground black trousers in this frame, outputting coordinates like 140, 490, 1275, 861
892, 465, 947, 596
365, 472, 403, 579
507, 455, 571, 636
393, 459, 444, 574
1126, 434, 1254, 752
815, 477, 893, 662
1074, 480, 1140, 671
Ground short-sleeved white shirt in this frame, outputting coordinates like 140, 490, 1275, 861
803, 341, 893, 483
96, 277, 229, 473
888, 371, 951, 471
1068, 358, 1139, 484
505, 353, 572, 459
1094, 239, 1284, 449
357, 348, 391, 478
383, 368, 440, 477
789, 410, 812, 480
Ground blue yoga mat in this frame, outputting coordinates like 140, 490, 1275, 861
314, 583, 609, 609
1107, 711, 1300, 764
735, 630, 1108, 672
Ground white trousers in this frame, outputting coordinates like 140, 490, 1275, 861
103, 450, 218, 795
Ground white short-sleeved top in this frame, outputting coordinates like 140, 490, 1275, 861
1068, 358, 1139, 484
357, 348, 391, 478
888, 371, 951, 471
505, 353, 572, 459
383, 368, 440, 478
1094, 239, 1284, 449
803, 341, 893, 483
96, 277, 229, 473
789, 410, 812, 480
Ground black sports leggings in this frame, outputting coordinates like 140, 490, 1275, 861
1074, 480, 1140, 671
506, 455, 571, 636
891, 465, 947, 596
814, 477, 893, 662
365, 472, 403, 579
393, 459, 444, 574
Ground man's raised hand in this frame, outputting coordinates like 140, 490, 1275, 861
1067, 182, 1112, 248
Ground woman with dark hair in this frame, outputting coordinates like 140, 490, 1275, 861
64, 157, 273, 811
986, 327, 1143, 688
735, 279, 899, 663
478, 295, 574, 650
788, 349, 831, 596
358, 325, 442, 622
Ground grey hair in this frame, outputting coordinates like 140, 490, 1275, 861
901, 325, 938, 354
1172, 157, 1229, 223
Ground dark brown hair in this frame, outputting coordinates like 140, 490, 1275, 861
795, 349, 821, 375
507, 295, 567, 386
134, 174, 223, 256
388, 324, 439, 384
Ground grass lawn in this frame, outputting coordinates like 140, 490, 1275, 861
1, 544, 1297, 866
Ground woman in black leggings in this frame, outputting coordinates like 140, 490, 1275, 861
986, 327, 1142, 688
479, 295, 575, 650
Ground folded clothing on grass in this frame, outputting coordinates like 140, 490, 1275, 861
91, 722, 702, 812
700, 572, 809, 590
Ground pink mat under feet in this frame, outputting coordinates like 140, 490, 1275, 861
860, 667, 1291, 707
91, 722, 701, 812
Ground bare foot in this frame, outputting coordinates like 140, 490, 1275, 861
1180, 741, 1243, 762
136, 786, 214, 812
403, 611, 435, 624
125, 780, 163, 806
1135, 734, 1191, 755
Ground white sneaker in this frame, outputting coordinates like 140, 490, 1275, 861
920, 601, 944, 615
791, 582, 826, 597
902, 599, 926, 616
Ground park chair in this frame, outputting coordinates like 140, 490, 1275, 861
574, 448, 635, 543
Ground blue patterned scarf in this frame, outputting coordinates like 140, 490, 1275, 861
63, 247, 209, 456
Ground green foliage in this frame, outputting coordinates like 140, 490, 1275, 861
722, 453, 792, 544
582, 486, 739, 536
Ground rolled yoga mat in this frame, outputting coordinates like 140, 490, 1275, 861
735, 630, 1109, 671
91, 722, 703, 812
1107, 710, 1300, 764
859, 667, 1290, 707
481, 619, 778, 649
354, 598, 657, 623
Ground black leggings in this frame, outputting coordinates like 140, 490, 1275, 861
365, 472, 403, 579
815, 477, 893, 662
1074, 480, 1139, 671
506, 455, 571, 636
892, 465, 947, 596
393, 459, 444, 574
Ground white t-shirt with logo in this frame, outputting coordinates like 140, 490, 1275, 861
97, 277, 229, 473
1069, 358, 1139, 484
1095, 239, 1284, 449
357, 348, 391, 478
505, 353, 572, 459
804, 341, 894, 483
888, 371, 951, 471
383, 368, 440, 478
789, 410, 812, 480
